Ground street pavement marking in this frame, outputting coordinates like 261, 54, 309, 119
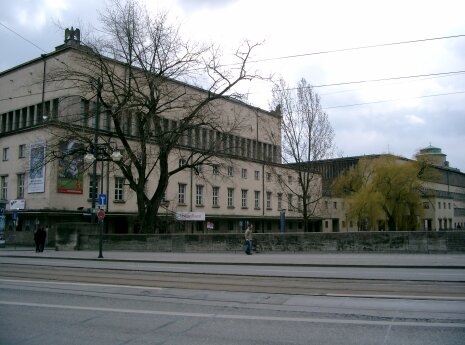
1, 300, 464, 328
0, 278, 163, 291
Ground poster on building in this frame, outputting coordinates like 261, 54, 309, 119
57, 141, 84, 194
28, 141, 46, 193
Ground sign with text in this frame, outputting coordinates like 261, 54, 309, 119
175, 212, 205, 221
9, 199, 25, 210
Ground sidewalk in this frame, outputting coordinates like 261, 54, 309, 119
1, 247, 465, 268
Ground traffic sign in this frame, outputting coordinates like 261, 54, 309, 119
98, 194, 107, 205
97, 209, 106, 220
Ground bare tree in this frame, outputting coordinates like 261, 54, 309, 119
48, 0, 262, 233
271, 78, 335, 232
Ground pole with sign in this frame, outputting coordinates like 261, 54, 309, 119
97, 209, 105, 258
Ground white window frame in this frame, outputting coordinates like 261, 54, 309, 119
241, 189, 248, 208
196, 185, 204, 206
227, 188, 234, 207
212, 186, 220, 207
178, 183, 186, 204
254, 191, 260, 209
17, 173, 25, 199
1, 175, 8, 200
266, 191, 272, 209
114, 177, 125, 201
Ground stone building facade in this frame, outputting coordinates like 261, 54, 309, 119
0, 29, 320, 236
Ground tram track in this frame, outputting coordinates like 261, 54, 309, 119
1, 263, 464, 299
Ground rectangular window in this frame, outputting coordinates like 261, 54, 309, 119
196, 185, 204, 206
288, 175, 292, 184
277, 193, 282, 210
114, 177, 124, 201
212, 164, 219, 175
227, 188, 234, 207
333, 201, 337, 209
88, 175, 100, 200
288, 194, 293, 211
17, 173, 25, 198
227, 166, 234, 177
254, 170, 260, 180
103, 110, 111, 131
241, 189, 248, 208
2, 147, 9, 161
178, 183, 186, 204
438, 202, 441, 209
80, 98, 89, 127
254, 191, 260, 209
18, 144, 26, 159
212, 186, 220, 207
179, 158, 186, 167
266, 172, 271, 182
1, 175, 8, 200
241, 168, 247, 179
266, 191, 272, 209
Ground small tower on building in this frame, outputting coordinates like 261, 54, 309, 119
415, 145, 449, 167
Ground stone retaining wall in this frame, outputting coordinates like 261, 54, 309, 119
6, 224, 465, 253
75, 230, 465, 253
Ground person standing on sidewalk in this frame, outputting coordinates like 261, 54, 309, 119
37, 227, 47, 252
244, 223, 253, 255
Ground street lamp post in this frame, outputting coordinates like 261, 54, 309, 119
84, 145, 122, 259
84, 78, 122, 258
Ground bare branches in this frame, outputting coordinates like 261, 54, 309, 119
48, 0, 262, 233
271, 77, 335, 230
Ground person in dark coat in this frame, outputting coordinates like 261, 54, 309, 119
34, 229, 40, 252
37, 227, 47, 252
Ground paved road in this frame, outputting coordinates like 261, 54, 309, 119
1, 250, 465, 344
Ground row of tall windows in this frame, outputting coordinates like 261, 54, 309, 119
177, 185, 287, 211
79, 98, 280, 163
0, 99, 59, 133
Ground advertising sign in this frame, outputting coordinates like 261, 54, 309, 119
9, 199, 25, 210
28, 141, 46, 193
175, 212, 206, 221
57, 141, 84, 194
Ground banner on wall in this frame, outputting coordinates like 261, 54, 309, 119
57, 141, 84, 194
28, 141, 46, 193
175, 212, 205, 221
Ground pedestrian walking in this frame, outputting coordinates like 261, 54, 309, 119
37, 227, 47, 252
244, 223, 253, 255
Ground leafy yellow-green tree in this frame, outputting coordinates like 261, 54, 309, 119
332, 155, 428, 231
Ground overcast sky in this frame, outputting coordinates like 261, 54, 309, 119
1, 0, 464, 171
